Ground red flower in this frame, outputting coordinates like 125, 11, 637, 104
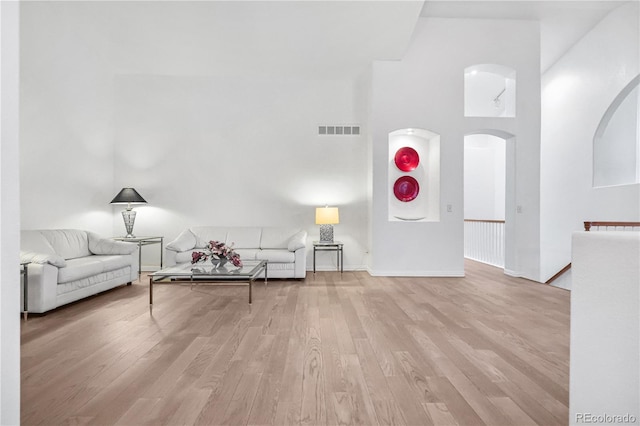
230, 253, 243, 267
192, 240, 242, 267
191, 251, 208, 264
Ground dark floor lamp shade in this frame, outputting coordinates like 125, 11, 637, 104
110, 188, 147, 238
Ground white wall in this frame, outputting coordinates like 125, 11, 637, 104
20, 1, 115, 235
112, 74, 370, 269
1, 1, 21, 423
464, 134, 506, 220
540, 2, 640, 283
370, 17, 541, 279
19, 1, 373, 271
593, 80, 639, 187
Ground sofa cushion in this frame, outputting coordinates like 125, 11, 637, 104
40, 229, 91, 260
255, 249, 295, 263
98, 255, 134, 272
287, 230, 307, 251
261, 227, 297, 249
165, 229, 197, 252
225, 227, 262, 249
191, 227, 228, 248
57, 268, 131, 296
88, 233, 138, 255
20, 250, 67, 268
58, 255, 131, 284
233, 249, 259, 260
21, 230, 58, 256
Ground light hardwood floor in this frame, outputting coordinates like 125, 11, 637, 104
21, 260, 570, 426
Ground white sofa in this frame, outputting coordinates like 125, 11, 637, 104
20, 229, 139, 313
165, 226, 307, 279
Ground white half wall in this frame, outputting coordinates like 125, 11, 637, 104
570, 231, 640, 425
540, 2, 640, 283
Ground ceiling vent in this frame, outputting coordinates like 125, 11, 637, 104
318, 125, 361, 136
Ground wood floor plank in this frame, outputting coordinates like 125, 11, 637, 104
113, 398, 160, 426
489, 396, 539, 426
21, 262, 570, 426
386, 374, 433, 425
340, 354, 380, 426
424, 402, 459, 426
300, 326, 326, 425
353, 339, 405, 426
246, 310, 293, 425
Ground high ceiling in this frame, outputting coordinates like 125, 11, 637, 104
92, 0, 426, 79
24, 1, 629, 78
420, 1, 629, 71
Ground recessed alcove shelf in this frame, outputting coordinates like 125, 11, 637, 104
388, 128, 440, 222
464, 64, 516, 118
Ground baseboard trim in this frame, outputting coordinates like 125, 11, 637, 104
504, 269, 522, 278
368, 269, 465, 277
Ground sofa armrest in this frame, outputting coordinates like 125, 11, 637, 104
88, 232, 138, 255
287, 230, 307, 252
23, 262, 59, 313
166, 230, 197, 252
20, 250, 66, 267
293, 246, 307, 278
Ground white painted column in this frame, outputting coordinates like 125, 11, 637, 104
0, 1, 21, 424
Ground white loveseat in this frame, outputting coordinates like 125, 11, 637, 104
165, 226, 307, 279
20, 229, 139, 313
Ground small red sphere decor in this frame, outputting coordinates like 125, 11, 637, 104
393, 176, 420, 202
394, 146, 420, 171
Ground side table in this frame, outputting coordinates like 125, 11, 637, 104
21, 262, 29, 320
112, 236, 164, 277
313, 241, 343, 274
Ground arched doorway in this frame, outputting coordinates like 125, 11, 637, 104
464, 130, 516, 274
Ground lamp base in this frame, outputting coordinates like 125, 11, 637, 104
122, 209, 137, 239
319, 224, 334, 243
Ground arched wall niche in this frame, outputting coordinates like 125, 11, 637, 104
593, 74, 640, 187
464, 64, 516, 118
388, 128, 440, 222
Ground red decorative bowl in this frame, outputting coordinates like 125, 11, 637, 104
393, 176, 420, 202
394, 147, 420, 171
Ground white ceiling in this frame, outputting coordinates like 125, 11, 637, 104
99, 1, 425, 79
420, 0, 629, 71
29, 1, 628, 78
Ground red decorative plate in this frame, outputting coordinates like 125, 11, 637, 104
393, 176, 420, 202
394, 147, 420, 171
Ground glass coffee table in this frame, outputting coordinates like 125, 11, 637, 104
148, 260, 267, 311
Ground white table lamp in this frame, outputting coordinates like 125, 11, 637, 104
316, 206, 339, 243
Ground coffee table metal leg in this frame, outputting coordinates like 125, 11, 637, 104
249, 279, 252, 304
149, 276, 153, 313
23, 264, 29, 321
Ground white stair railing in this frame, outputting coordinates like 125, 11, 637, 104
464, 219, 505, 268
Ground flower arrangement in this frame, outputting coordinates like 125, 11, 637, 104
191, 240, 243, 267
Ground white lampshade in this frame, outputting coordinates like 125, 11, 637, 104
316, 207, 339, 225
